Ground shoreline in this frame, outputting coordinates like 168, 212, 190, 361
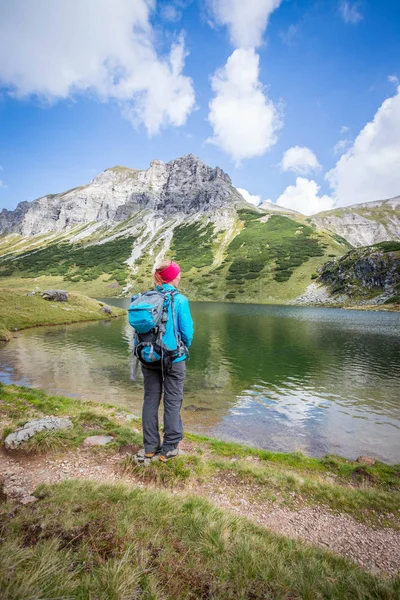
109, 293, 400, 312
0, 288, 126, 343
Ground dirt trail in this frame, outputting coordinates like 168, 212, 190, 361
1, 445, 399, 578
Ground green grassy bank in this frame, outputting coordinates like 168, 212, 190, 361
0, 384, 400, 598
1, 383, 399, 522
0, 288, 126, 341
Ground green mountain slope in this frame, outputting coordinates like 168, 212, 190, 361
0, 209, 350, 303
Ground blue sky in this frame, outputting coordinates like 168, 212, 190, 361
0, 0, 399, 215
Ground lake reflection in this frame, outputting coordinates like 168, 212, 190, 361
1, 301, 399, 463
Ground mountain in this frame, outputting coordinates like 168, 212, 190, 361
0, 155, 245, 237
312, 196, 400, 247
0, 155, 396, 304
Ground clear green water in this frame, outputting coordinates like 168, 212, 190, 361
1, 300, 399, 463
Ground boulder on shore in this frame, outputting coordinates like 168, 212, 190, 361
101, 305, 113, 315
42, 290, 69, 302
4, 416, 73, 449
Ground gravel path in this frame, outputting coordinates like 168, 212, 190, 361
1, 447, 399, 577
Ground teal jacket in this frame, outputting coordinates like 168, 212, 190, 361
155, 284, 194, 363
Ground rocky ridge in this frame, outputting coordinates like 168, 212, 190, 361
0, 155, 245, 237
313, 196, 400, 247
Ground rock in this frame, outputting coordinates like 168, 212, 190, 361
317, 246, 400, 304
41, 290, 69, 302
24, 291, 36, 296
101, 305, 113, 315
125, 414, 140, 421
83, 435, 114, 446
20, 495, 38, 505
356, 455, 376, 466
7, 486, 25, 499
4, 416, 73, 449
292, 282, 344, 306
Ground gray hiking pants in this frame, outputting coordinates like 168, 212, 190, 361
141, 361, 186, 454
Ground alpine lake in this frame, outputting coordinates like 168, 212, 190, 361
1, 300, 399, 464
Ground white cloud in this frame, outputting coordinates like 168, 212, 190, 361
339, 1, 363, 24
206, 1, 282, 161
0, 0, 195, 135
276, 177, 334, 216
326, 85, 400, 206
208, 0, 282, 48
281, 146, 321, 174
236, 187, 261, 206
333, 139, 352, 155
388, 75, 399, 86
208, 48, 281, 162
340, 125, 350, 134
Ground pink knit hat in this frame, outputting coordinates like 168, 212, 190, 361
157, 261, 181, 283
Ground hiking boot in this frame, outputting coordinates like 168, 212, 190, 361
133, 448, 161, 467
160, 448, 180, 463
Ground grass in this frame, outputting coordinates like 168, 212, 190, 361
0, 273, 125, 297
0, 480, 399, 599
121, 446, 400, 525
0, 288, 125, 341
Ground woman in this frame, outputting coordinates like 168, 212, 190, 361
135, 259, 194, 464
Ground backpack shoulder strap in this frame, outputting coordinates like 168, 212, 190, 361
170, 291, 180, 347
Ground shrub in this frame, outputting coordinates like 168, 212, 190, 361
170, 223, 215, 272
225, 214, 325, 285
274, 270, 292, 282
376, 241, 400, 253
384, 294, 400, 304
0, 236, 135, 282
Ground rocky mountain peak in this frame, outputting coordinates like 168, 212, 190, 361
0, 155, 241, 236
